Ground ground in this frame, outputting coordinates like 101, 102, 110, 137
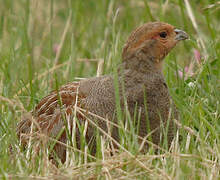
0, 0, 219, 179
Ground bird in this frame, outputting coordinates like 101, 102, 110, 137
16, 22, 188, 163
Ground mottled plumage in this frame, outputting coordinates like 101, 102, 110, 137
17, 22, 188, 163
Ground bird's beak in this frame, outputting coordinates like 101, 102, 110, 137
174, 29, 189, 41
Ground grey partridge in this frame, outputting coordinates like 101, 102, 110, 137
17, 22, 188, 163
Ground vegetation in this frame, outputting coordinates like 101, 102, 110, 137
0, 0, 219, 179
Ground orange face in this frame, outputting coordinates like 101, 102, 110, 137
122, 22, 188, 62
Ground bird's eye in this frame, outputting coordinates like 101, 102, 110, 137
159, 32, 167, 38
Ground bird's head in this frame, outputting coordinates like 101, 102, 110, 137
122, 22, 188, 72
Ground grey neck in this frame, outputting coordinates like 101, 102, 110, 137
119, 51, 161, 74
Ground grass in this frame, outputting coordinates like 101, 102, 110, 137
0, 0, 219, 179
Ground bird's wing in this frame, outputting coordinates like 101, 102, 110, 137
17, 81, 83, 135
16, 81, 97, 162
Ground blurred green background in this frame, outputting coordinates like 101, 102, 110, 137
0, 0, 219, 179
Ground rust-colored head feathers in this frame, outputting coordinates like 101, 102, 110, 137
122, 22, 188, 70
